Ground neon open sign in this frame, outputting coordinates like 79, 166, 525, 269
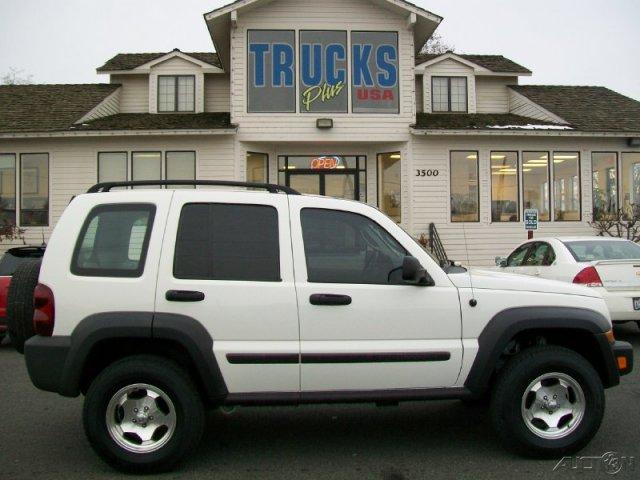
310, 156, 345, 170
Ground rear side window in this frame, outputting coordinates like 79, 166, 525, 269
507, 243, 532, 267
564, 240, 640, 262
71, 204, 156, 277
174, 203, 280, 282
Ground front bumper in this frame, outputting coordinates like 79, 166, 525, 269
612, 340, 634, 376
24, 336, 71, 394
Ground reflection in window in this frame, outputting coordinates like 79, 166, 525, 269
20, 153, 49, 226
0, 154, 16, 226
98, 152, 127, 183
132, 152, 162, 189
247, 152, 268, 184
592, 153, 617, 217
491, 152, 519, 222
621, 152, 640, 217
522, 152, 550, 221
166, 151, 196, 189
553, 153, 580, 221
378, 153, 401, 223
450, 151, 479, 222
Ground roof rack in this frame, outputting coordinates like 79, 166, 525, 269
87, 180, 301, 195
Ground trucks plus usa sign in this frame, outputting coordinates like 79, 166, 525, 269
248, 30, 399, 114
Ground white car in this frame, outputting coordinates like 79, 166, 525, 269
497, 237, 640, 326
21, 180, 632, 473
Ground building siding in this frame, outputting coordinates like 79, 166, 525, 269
204, 74, 231, 112
475, 76, 517, 114
508, 89, 566, 123
111, 75, 149, 113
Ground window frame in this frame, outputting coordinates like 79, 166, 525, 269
19, 152, 50, 227
131, 151, 163, 185
0, 152, 17, 226
552, 151, 582, 222
490, 151, 520, 223
450, 150, 480, 223
157, 75, 196, 113
173, 202, 282, 282
522, 151, 551, 223
591, 151, 619, 218
70, 203, 157, 278
431, 76, 468, 113
300, 207, 409, 286
97, 151, 128, 183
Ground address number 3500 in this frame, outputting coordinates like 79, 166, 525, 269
416, 169, 439, 177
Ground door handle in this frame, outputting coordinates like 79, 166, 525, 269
166, 290, 205, 302
310, 294, 352, 306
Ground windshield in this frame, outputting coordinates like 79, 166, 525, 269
563, 240, 640, 262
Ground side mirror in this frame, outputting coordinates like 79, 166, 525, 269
495, 256, 507, 268
402, 256, 435, 286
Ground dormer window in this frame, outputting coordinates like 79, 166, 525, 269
158, 75, 195, 112
432, 76, 467, 113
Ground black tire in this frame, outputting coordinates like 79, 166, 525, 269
636, 321, 640, 330
490, 345, 605, 458
6, 259, 41, 354
83, 355, 205, 473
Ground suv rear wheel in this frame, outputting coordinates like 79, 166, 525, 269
83, 355, 205, 473
490, 345, 604, 457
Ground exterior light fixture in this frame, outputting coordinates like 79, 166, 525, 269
316, 118, 334, 129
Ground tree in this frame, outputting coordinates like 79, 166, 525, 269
1, 67, 33, 85
590, 207, 640, 243
422, 33, 455, 55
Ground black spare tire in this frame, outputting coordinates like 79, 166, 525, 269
6, 259, 42, 354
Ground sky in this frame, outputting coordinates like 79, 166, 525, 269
1, 0, 639, 100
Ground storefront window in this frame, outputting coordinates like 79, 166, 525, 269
553, 152, 580, 221
621, 152, 640, 217
378, 152, 401, 223
246, 152, 268, 183
20, 153, 49, 226
0, 154, 16, 227
132, 152, 162, 189
166, 151, 196, 188
491, 152, 519, 222
522, 152, 550, 221
98, 152, 127, 183
450, 151, 479, 222
592, 152, 618, 218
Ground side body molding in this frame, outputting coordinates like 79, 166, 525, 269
54, 312, 227, 401
464, 306, 617, 395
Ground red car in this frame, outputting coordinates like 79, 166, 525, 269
0, 246, 46, 342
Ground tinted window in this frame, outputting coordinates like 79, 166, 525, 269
174, 204, 280, 282
0, 248, 45, 276
72, 204, 155, 277
507, 243, 532, 267
301, 209, 407, 285
524, 243, 555, 266
564, 240, 640, 262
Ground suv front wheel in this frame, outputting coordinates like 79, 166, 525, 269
83, 355, 205, 473
490, 345, 605, 457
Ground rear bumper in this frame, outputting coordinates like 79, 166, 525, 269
601, 290, 640, 321
24, 336, 71, 394
612, 340, 634, 376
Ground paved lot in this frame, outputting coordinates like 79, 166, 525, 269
1, 325, 639, 480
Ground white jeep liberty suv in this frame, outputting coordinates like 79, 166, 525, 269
24, 180, 633, 473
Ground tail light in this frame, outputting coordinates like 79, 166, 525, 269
33, 283, 55, 336
573, 266, 603, 287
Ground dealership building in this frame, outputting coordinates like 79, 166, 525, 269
1, 0, 640, 265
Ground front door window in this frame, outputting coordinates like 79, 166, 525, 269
278, 155, 366, 201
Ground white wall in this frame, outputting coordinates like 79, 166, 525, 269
230, 0, 416, 143
204, 74, 231, 112
411, 135, 633, 266
475, 76, 517, 114
415, 75, 423, 113
111, 75, 149, 113
0, 135, 235, 250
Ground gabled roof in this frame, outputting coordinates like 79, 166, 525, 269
509, 85, 640, 133
74, 113, 233, 131
415, 53, 531, 74
0, 84, 120, 133
413, 113, 564, 130
97, 50, 222, 72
